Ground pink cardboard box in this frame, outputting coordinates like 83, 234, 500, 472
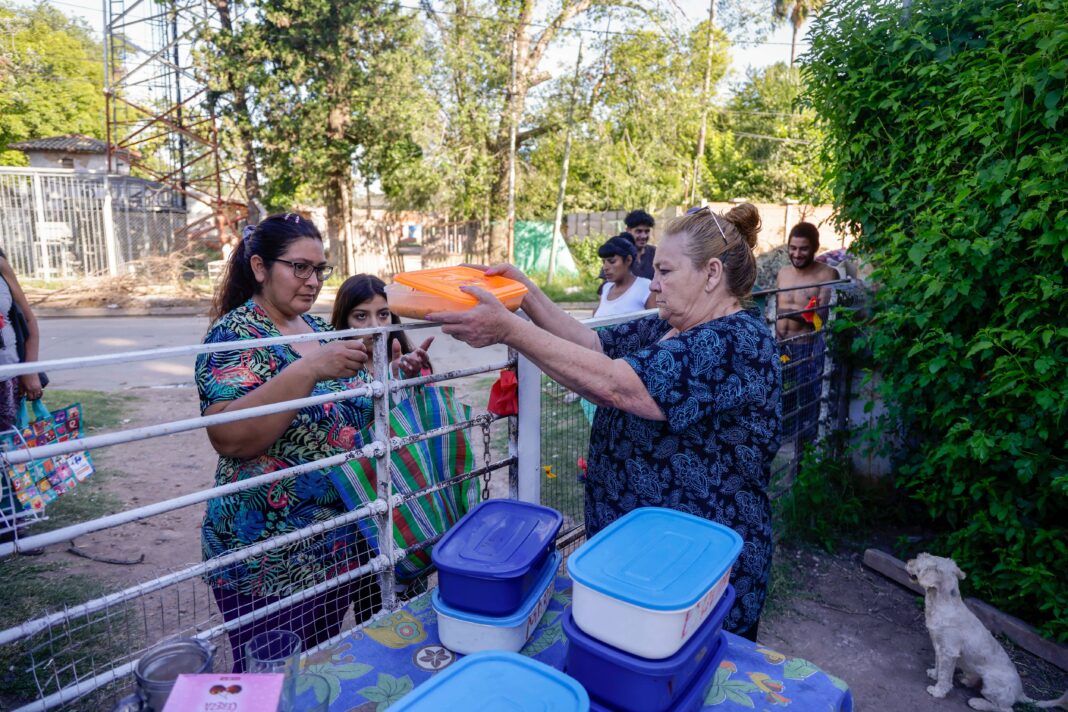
162, 673, 284, 712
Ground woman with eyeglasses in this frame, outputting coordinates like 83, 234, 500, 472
430, 203, 781, 641
196, 213, 387, 670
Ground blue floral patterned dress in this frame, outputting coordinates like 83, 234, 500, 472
195, 299, 373, 596
587, 309, 782, 633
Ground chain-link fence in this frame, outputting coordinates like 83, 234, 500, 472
0, 168, 186, 280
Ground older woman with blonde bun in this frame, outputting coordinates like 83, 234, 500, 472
429, 203, 782, 640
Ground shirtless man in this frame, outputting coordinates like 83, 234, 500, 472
776, 222, 838, 441
775, 222, 838, 340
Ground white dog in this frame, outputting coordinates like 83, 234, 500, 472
906, 553, 1068, 712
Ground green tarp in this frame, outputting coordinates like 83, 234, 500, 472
513, 221, 578, 277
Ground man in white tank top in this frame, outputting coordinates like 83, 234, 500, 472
594, 235, 656, 317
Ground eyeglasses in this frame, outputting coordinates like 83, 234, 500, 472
274, 258, 334, 281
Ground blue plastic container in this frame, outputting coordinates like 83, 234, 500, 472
567, 507, 743, 659
563, 586, 735, 712
587, 631, 727, 712
433, 551, 561, 654
433, 499, 563, 616
391, 650, 590, 711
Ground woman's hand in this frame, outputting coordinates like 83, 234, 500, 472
18, 373, 43, 401
428, 287, 518, 348
463, 263, 537, 308
302, 339, 369, 381
391, 337, 434, 378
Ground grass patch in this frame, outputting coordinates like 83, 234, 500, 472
1, 390, 141, 709
23, 390, 136, 533
528, 272, 600, 303
45, 389, 138, 434
763, 547, 809, 620
539, 378, 589, 530
0, 558, 128, 710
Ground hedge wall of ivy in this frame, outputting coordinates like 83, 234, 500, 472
804, 0, 1067, 640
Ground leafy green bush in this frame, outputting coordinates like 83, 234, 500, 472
565, 235, 607, 283
775, 439, 866, 552
805, 0, 1068, 639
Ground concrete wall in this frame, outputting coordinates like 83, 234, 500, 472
24, 151, 130, 175
566, 203, 852, 256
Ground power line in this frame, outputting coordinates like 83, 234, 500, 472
403, 2, 810, 48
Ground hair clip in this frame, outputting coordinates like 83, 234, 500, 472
284, 213, 301, 223
710, 214, 729, 247
242, 224, 256, 243
686, 206, 728, 246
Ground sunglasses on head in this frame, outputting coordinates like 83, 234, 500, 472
685, 206, 728, 246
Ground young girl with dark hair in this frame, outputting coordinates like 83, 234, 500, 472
330, 274, 433, 379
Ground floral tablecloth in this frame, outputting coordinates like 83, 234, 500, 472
301, 576, 853, 711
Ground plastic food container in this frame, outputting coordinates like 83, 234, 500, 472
587, 631, 727, 712
433, 499, 563, 616
434, 550, 560, 654
567, 507, 742, 659
391, 650, 589, 711
563, 586, 735, 712
387, 266, 528, 319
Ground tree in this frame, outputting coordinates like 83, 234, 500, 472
424, 0, 641, 261
0, 2, 104, 165
203, 0, 264, 223
806, 0, 1068, 641
772, 0, 824, 66
224, 0, 434, 270
518, 20, 731, 214
704, 62, 827, 203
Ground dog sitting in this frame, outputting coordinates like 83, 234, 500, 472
906, 553, 1068, 712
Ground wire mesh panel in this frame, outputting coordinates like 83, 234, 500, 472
538, 375, 590, 540
0, 323, 516, 711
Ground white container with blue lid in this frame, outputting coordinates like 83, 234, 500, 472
390, 650, 590, 711
433, 499, 563, 616
567, 507, 742, 659
433, 550, 560, 655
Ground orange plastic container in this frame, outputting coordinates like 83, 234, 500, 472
388, 267, 528, 319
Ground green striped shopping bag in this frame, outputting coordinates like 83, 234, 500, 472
328, 385, 478, 580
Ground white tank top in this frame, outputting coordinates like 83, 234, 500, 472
595, 277, 651, 317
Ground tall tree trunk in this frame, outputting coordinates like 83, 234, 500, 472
548, 40, 583, 285
213, 0, 262, 224
690, 0, 717, 205
790, 22, 798, 66
326, 100, 354, 272
326, 172, 354, 274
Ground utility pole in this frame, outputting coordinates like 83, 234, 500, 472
689, 0, 716, 205
547, 40, 583, 285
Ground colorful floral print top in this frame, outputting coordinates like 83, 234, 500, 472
195, 299, 373, 596
586, 309, 782, 634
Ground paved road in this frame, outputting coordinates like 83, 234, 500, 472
37, 315, 509, 392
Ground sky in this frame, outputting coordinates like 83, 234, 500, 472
16, 0, 811, 92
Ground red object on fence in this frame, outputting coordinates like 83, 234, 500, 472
487, 369, 519, 416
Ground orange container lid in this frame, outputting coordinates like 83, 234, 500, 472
393, 266, 528, 307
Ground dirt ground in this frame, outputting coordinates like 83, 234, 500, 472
16, 388, 1068, 711
761, 546, 1068, 711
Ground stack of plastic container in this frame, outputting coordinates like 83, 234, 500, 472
431, 499, 564, 655
563, 507, 743, 712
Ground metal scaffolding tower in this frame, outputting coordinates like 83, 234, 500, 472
103, 0, 245, 246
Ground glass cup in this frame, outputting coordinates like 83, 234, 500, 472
245, 629, 302, 707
